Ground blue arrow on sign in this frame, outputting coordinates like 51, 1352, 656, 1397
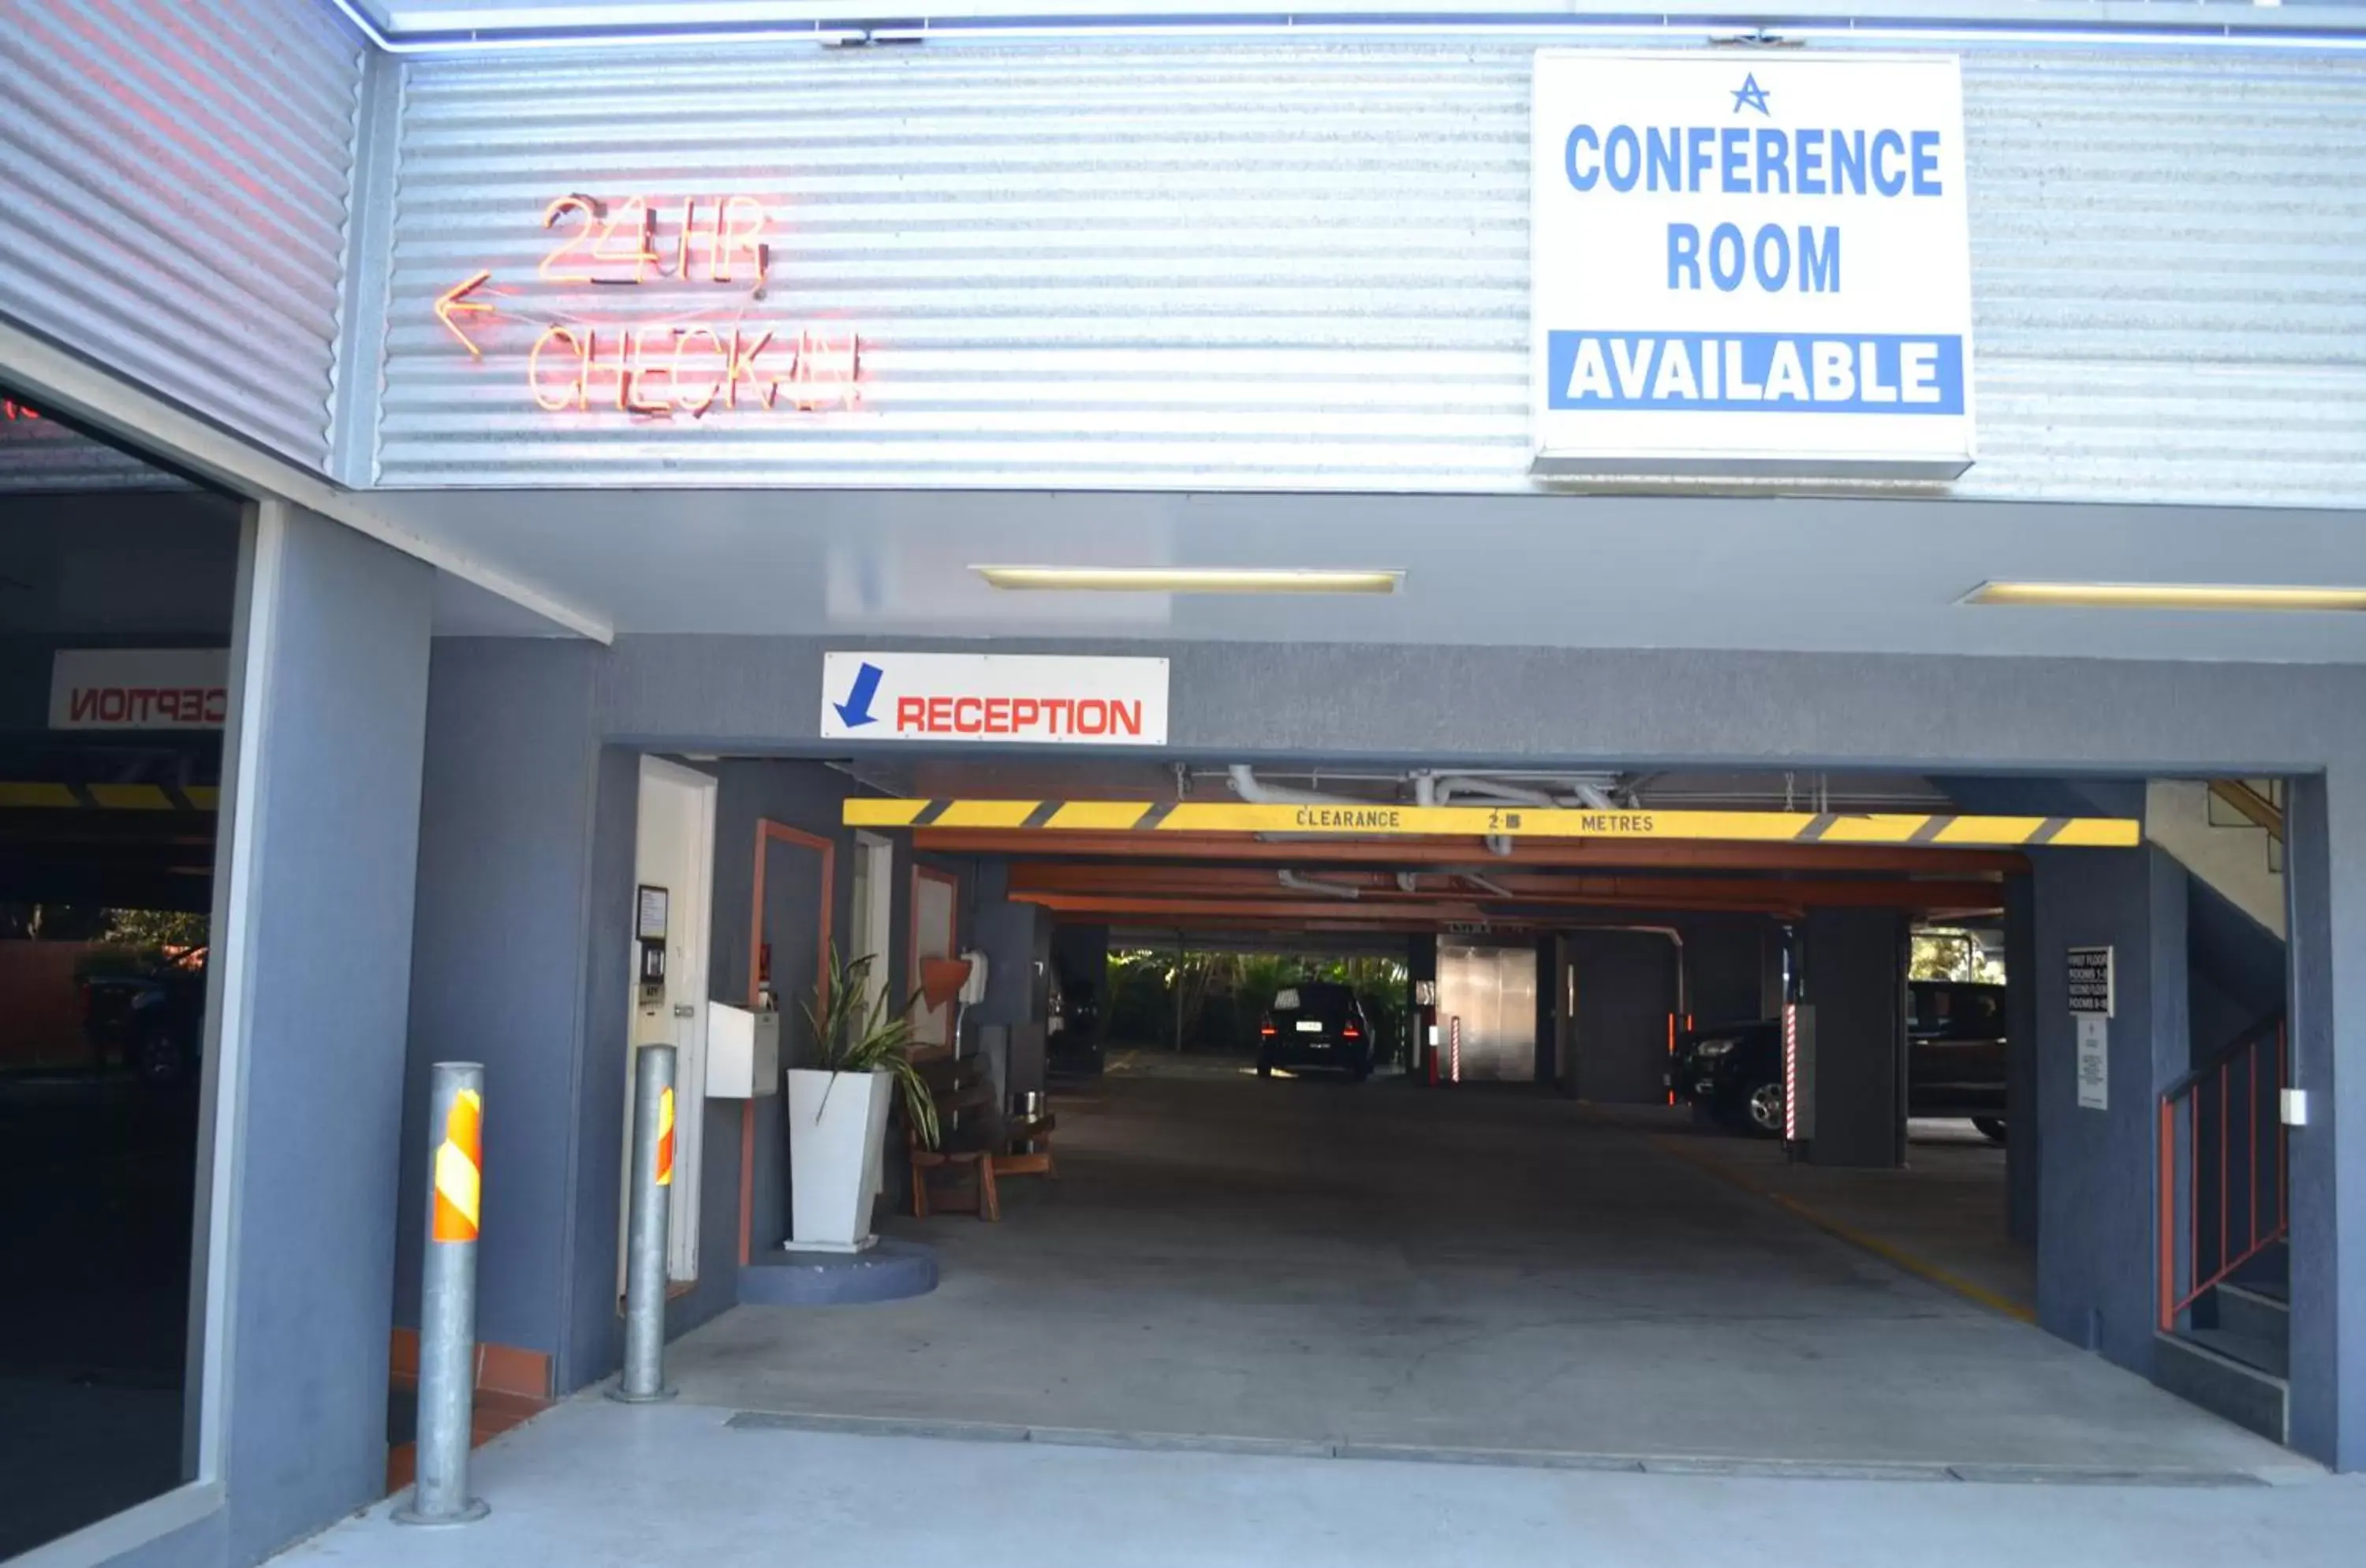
834, 661, 885, 728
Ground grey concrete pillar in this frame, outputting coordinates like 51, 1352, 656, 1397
1801, 908, 1909, 1169
1408, 932, 1439, 1079
2005, 873, 2040, 1248
2030, 845, 2188, 1374
2285, 774, 2366, 1469
1051, 924, 1110, 1051
972, 888, 1050, 1099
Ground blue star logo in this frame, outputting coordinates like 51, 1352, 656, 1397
1731, 73, 1772, 116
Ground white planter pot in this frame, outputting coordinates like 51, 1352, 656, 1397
786, 1068, 893, 1253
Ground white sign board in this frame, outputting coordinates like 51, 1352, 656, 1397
2067, 945, 2115, 1017
819, 652, 1170, 745
1529, 50, 1974, 478
2076, 1014, 2110, 1111
49, 648, 230, 730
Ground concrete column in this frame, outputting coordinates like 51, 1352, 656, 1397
2005, 873, 2041, 1248
971, 871, 1050, 1101
1052, 924, 1110, 1053
2029, 845, 2188, 1375
2285, 773, 2366, 1469
1409, 932, 1438, 1077
1800, 908, 1908, 1168
219, 506, 434, 1562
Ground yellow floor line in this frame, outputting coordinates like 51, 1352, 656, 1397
1652, 1134, 2038, 1324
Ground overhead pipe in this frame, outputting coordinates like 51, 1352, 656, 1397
1228, 764, 1364, 806
1431, 774, 1623, 811
1278, 870, 1361, 900
1460, 872, 1513, 899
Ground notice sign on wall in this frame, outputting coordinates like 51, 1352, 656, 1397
2067, 945, 2115, 1017
50, 648, 230, 730
819, 652, 1169, 745
2077, 1014, 2110, 1111
1529, 51, 1974, 479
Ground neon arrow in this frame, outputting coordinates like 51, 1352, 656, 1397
834, 662, 884, 728
435, 271, 494, 358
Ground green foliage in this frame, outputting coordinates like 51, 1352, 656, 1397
801, 947, 939, 1148
103, 910, 211, 951
1100, 945, 1410, 1059
1911, 928, 2005, 984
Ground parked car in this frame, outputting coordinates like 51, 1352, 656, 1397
1670, 980, 2008, 1141
81, 947, 208, 1088
1256, 981, 1374, 1081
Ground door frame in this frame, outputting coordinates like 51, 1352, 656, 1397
625, 755, 718, 1285
741, 819, 834, 1266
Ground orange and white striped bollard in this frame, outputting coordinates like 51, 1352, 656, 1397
395, 1062, 489, 1525
611, 1043, 677, 1403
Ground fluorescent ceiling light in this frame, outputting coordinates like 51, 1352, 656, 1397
974, 566, 1402, 595
1965, 581, 2366, 613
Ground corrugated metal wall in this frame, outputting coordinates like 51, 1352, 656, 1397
0, 0, 366, 472
0, 407, 192, 492
373, 40, 2366, 507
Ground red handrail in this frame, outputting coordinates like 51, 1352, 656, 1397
2158, 1013, 2288, 1331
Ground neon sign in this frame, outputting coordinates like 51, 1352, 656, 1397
2, 399, 42, 421
434, 194, 862, 419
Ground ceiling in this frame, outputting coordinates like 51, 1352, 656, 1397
375, 486, 2366, 662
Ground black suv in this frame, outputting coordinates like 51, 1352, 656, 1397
1670, 980, 2008, 1141
1256, 981, 1375, 1081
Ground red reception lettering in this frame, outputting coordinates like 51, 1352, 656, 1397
926, 697, 953, 733
896, 696, 926, 732
204, 689, 227, 724
953, 697, 983, 735
983, 697, 1012, 734
1111, 700, 1142, 737
71, 689, 99, 723
1076, 700, 1109, 736
1011, 699, 1040, 733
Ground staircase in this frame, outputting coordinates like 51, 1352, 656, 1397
2144, 779, 2284, 939
2155, 1014, 2289, 1444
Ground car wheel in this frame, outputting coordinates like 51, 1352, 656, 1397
1972, 1117, 2008, 1145
1742, 1081, 1786, 1139
1256, 1057, 1273, 1079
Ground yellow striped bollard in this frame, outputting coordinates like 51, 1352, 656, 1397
395, 1062, 490, 1526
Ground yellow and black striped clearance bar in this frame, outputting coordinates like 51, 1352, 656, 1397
0, 782, 219, 812
843, 799, 2140, 849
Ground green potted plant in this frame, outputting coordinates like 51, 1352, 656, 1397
788, 948, 937, 1252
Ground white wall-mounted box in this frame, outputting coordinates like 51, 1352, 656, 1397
707, 1002, 781, 1099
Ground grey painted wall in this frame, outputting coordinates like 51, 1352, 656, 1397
2032, 846, 2189, 1374
394, 641, 603, 1365
219, 508, 432, 1563
599, 635, 2366, 776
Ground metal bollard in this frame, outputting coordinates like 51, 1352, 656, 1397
610, 1043, 677, 1403
394, 1062, 490, 1526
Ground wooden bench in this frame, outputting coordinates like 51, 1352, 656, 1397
909, 1055, 1056, 1221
